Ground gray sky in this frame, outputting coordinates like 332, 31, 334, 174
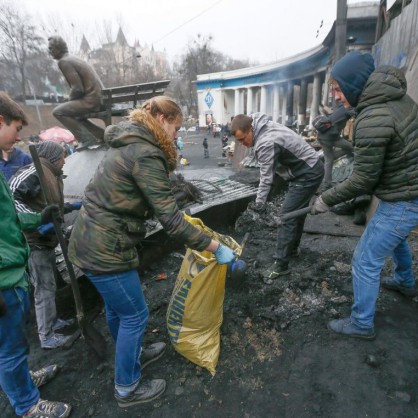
22, 0, 369, 64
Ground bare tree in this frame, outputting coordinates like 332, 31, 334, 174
173, 34, 250, 117
0, 2, 44, 99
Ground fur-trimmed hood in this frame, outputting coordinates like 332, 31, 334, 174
104, 108, 178, 171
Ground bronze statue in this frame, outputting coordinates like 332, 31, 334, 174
48, 36, 104, 147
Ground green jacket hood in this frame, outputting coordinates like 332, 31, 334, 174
104, 109, 178, 171
357, 66, 407, 112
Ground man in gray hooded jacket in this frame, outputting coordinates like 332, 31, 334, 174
231, 113, 324, 280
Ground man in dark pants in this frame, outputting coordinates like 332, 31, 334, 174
48, 36, 104, 147
231, 113, 324, 281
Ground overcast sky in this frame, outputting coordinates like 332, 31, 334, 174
21, 0, 370, 64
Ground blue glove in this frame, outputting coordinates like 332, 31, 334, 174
214, 244, 236, 265
63, 201, 82, 214
37, 222, 55, 235
71, 201, 82, 210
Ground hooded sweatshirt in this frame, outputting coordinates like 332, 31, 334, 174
331, 51, 375, 108
322, 64, 418, 206
68, 110, 211, 273
251, 113, 322, 204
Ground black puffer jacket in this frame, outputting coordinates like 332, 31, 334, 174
322, 66, 418, 206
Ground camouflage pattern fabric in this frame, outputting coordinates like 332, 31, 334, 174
68, 110, 211, 273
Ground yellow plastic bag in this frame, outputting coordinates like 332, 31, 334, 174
166, 215, 241, 375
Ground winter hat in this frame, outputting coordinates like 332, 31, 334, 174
331, 51, 375, 107
35, 140, 65, 165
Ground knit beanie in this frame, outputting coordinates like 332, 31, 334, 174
331, 51, 375, 107
35, 140, 65, 165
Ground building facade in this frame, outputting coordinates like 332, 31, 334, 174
195, 2, 379, 129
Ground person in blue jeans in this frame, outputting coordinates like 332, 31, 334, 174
0, 92, 71, 417
68, 96, 236, 408
311, 51, 418, 340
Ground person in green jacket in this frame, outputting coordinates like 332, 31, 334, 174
0, 92, 72, 418
311, 51, 418, 340
68, 96, 236, 408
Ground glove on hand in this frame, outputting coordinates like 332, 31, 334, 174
248, 201, 266, 213
311, 196, 330, 215
0, 291, 7, 317
214, 243, 236, 265
37, 222, 55, 235
63, 201, 82, 214
41, 204, 62, 224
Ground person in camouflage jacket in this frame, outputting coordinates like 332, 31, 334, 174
311, 51, 418, 340
68, 96, 236, 408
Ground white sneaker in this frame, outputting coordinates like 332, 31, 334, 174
23, 398, 71, 418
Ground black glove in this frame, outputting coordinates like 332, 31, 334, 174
0, 291, 7, 317
41, 204, 62, 224
248, 201, 266, 213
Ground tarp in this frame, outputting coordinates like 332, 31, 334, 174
39, 126, 76, 144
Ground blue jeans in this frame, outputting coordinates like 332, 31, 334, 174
351, 198, 418, 329
0, 287, 39, 416
84, 269, 149, 392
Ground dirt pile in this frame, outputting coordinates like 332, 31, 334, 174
1, 206, 418, 417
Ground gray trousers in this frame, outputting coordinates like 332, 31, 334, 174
320, 137, 354, 186
28, 249, 58, 340
276, 160, 324, 264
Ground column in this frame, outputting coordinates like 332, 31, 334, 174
247, 87, 253, 115
272, 84, 280, 123
280, 85, 287, 125
286, 81, 294, 126
260, 86, 267, 114
234, 89, 240, 116
309, 73, 322, 127
240, 90, 245, 114
298, 78, 308, 126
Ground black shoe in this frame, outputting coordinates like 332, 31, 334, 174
140, 342, 166, 370
115, 379, 166, 407
327, 317, 376, 340
263, 261, 290, 281
353, 208, 367, 225
381, 276, 418, 298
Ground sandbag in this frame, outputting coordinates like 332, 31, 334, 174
166, 215, 241, 375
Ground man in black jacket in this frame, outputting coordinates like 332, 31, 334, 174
311, 51, 418, 340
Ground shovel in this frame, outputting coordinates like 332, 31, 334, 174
29, 145, 106, 361
276, 206, 312, 226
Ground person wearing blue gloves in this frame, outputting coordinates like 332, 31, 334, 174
9, 140, 82, 349
68, 96, 236, 408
